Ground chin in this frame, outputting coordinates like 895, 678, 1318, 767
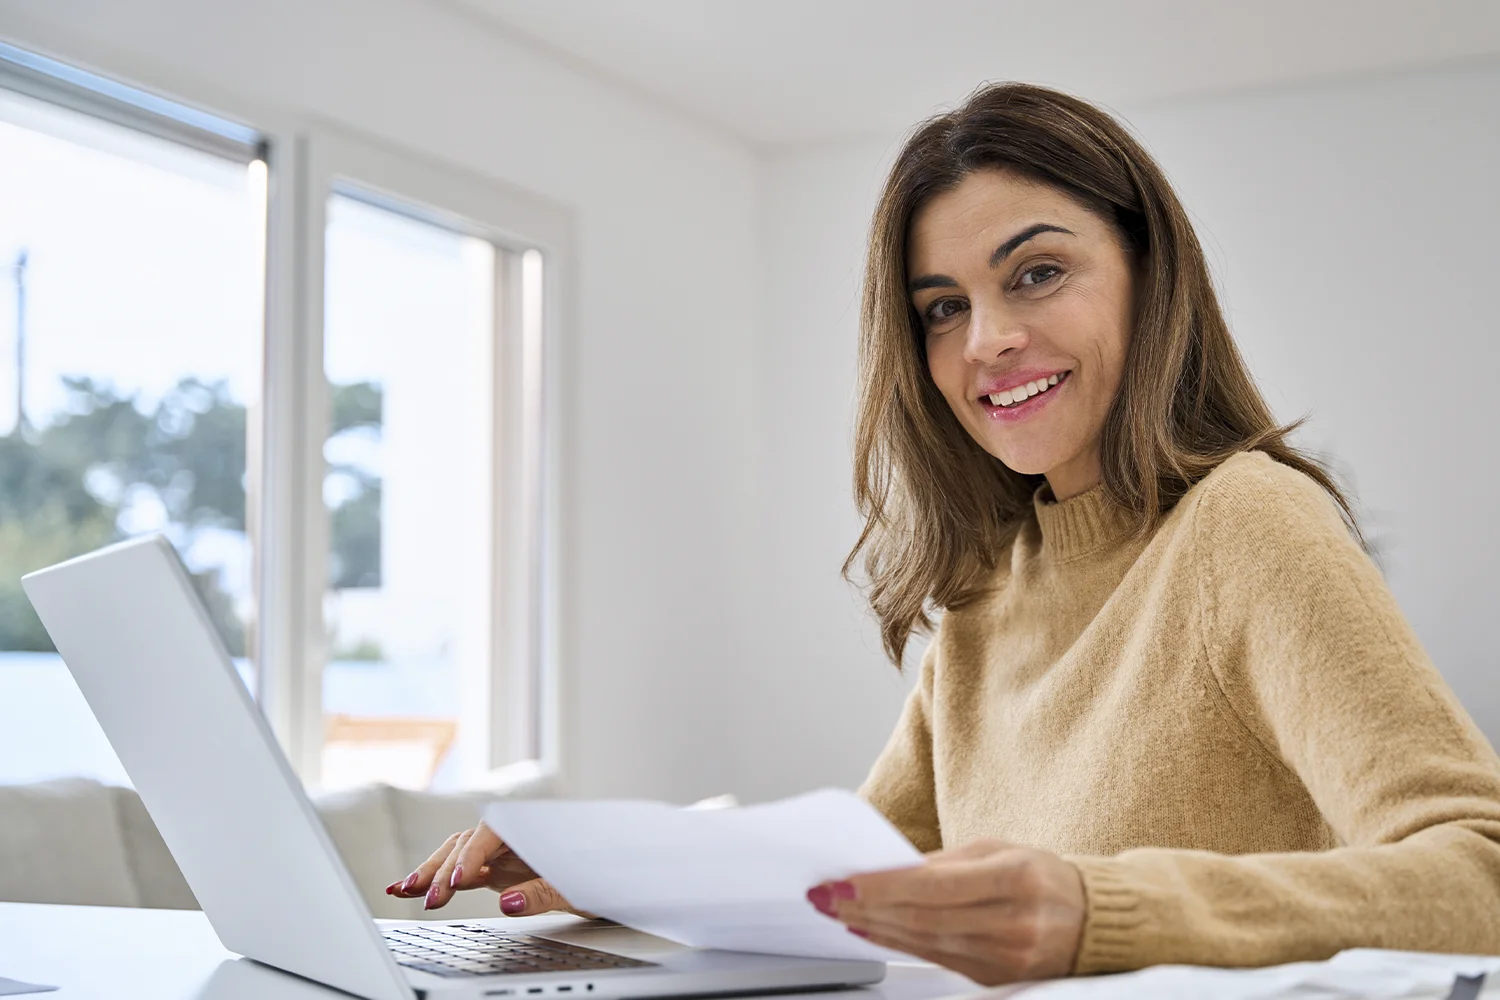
983, 434, 1071, 480
998, 455, 1052, 478
982, 438, 1056, 477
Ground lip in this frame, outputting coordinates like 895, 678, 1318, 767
978, 370, 1071, 423
975, 367, 1072, 399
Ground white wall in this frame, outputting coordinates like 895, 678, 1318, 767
733, 139, 915, 804
743, 60, 1500, 802
0, 0, 763, 803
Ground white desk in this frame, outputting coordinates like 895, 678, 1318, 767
11, 903, 1496, 1000
0, 903, 982, 1000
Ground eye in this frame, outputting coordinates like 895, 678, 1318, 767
922, 297, 968, 326
1016, 264, 1063, 289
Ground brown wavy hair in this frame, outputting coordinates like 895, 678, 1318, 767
846, 82, 1360, 666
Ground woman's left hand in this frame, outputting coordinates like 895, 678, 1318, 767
806, 839, 1086, 986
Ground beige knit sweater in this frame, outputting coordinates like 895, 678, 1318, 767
859, 450, 1500, 974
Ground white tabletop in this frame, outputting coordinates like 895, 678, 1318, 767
0, 903, 983, 1000
14, 902, 1495, 1000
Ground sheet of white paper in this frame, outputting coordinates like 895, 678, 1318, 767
980, 948, 1500, 1000
483, 788, 924, 962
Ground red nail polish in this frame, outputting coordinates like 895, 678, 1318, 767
500, 891, 526, 915
385, 881, 400, 895
805, 885, 834, 916
424, 887, 439, 910
830, 881, 857, 901
401, 873, 420, 894
848, 927, 869, 939
450, 865, 463, 889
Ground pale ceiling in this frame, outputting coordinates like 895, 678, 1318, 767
449, 0, 1500, 145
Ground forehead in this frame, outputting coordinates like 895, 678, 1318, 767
907, 170, 1098, 270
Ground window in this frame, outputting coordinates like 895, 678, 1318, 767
0, 46, 566, 794
0, 48, 266, 785
318, 194, 546, 791
290, 132, 561, 792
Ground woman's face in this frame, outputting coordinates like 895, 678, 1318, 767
908, 169, 1137, 500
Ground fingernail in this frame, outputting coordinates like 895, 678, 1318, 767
401, 873, 419, 894
450, 865, 463, 889
385, 881, 401, 896
424, 887, 439, 910
848, 927, 869, 939
805, 885, 834, 916
500, 891, 526, 915
829, 881, 857, 901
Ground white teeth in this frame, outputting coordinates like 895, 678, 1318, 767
985, 372, 1067, 408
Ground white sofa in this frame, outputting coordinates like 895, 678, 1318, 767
0, 778, 517, 919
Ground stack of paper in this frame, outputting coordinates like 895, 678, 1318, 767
484, 788, 922, 962
982, 949, 1500, 999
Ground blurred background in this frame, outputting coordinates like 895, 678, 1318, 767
0, 0, 1497, 869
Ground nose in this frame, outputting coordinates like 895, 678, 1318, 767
962, 304, 1029, 366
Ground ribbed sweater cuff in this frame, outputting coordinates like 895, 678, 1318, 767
1068, 857, 1146, 975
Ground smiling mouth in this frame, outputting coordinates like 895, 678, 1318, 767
982, 371, 1070, 409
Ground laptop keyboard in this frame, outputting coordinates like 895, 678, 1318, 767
384, 923, 659, 980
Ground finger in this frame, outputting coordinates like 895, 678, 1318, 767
853, 920, 1008, 987
840, 898, 1015, 936
846, 907, 1052, 986
846, 853, 1035, 909
481, 856, 539, 891
923, 839, 1016, 864
427, 829, 474, 909
451, 822, 510, 890
841, 915, 949, 961
497, 878, 588, 918
394, 831, 461, 897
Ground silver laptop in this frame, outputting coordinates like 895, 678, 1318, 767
21, 535, 885, 1000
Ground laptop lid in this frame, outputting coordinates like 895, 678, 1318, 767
22, 534, 412, 1000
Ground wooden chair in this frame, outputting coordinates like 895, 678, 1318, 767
321, 715, 458, 791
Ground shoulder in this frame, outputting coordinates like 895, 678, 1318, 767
1178, 450, 1370, 618
1180, 449, 1352, 551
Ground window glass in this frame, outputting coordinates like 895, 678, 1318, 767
0, 87, 264, 785
321, 193, 496, 791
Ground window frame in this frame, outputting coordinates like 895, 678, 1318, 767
272, 129, 570, 791
0, 39, 261, 161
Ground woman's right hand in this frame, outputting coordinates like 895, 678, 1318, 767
386, 822, 585, 917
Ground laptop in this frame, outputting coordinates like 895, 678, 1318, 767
21, 534, 885, 1000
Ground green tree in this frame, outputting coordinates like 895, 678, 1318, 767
0, 376, 385, 654
0, 378, 250, 652
327, 379, 383, 589
0, 417, 122, 650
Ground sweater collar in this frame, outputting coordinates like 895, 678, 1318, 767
1032, 481, 1135, 561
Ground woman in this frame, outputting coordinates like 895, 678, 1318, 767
392, 83, 1500, 985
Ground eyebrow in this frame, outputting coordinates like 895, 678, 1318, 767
907, 222, 1077, 294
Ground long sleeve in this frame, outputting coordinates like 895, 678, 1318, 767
858, 638, 943, 853
1066, 461, 1500, 973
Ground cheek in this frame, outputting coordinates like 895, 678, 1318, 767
1096, 269, 1136, 378
1047, 289, 1130, 395
1091, 308, 1132, 396
924, 336, 970, 411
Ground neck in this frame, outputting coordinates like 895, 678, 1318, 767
1044, 447, 1102, 502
